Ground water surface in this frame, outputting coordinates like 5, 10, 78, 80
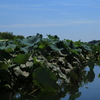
61, 66, 100, 100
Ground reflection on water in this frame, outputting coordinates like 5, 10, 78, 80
78, 66, 100, 100
0, 65, 100, 100
61, 66, 100, 100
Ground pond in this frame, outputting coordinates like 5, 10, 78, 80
61, 66, 100, 100
0, 65, 100, 100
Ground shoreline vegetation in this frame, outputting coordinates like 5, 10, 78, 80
0, 32, 100, 99
0, 32, 100, 44
0, 32, 25, 40
0, 32, 100, 43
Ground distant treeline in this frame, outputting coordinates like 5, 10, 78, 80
0, 32, 100, 44
0, 32, 25, 40
88, 40, 100, 44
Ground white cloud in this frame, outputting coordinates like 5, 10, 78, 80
0, 20, 99, 28
0, 3, 60, 12
58, 3, 78, 6
0, 23, 62, 28
58, 1, 100, 8
0, 4, 44, 10
69, 20, 96, 24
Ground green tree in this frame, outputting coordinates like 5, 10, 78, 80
0, 32, 24, 40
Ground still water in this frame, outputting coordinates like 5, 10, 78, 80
1, 66, 100, 100
61, 66, 100, 100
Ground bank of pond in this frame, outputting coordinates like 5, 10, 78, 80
0, 34, 100, 100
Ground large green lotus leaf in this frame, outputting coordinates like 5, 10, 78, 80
39, 43, 46, 49
69, 49, 79, 55
21, 45, 37, 53
13, 54, 31, 64
69, 41, 77, 49
81, 44, 92, 51
94, 45, 100, 52
0, 62, 8, 70
0, 40, 16, 52
64, 40, 76, 49
38, 40, 50, 49
21, 33, 42, 46
1, 44, 16, 52
32, 67, 58, 92
50, 44, 63, 51
0, 41, 6, 46
56, 41, 65, 49
41, 39, 55, 47
47, 34, 59, 41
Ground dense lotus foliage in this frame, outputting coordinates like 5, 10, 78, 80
0, 33, 100, 99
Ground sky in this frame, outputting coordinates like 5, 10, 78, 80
0, 0, 100, 42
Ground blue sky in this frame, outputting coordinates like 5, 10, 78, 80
0, 0, 100, 42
